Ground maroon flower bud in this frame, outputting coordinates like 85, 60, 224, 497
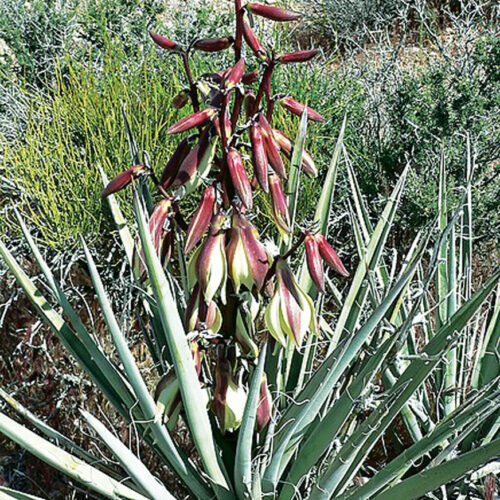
149, 199, 174, 255
279, 96, 325, 122
317, 235, 349, 277
172, 90, 190, 109
250, 124, 269, 192
245, 91, 256, 118
278, 49, 319, 64
269, 173, 291, 239
193, 36, 234, 52
272, 129, 318, 177
166, 107, 217, 135
101, 165, 145, 198
227, 148, 253, 209
242, 70, 259, 85
259, 114, 286, 178
305, 233, 324, 292
214, 111, 232, 140
185, 185, 216, 253
160, 138, 191, 189
171, 128, 212, 188
256, 374, 272, 430
247, 3, 301, 22
149, 32, 179, 51
242, 21, 266, 59
225, 58, 246, 89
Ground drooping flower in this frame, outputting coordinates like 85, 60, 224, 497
213, 358, 247, 434
265, 258, 318, 347
226, 213, 269, 293
186, 283, 222, 334
192, 213, 227, 303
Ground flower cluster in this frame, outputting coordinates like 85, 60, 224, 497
102, 2, 348, 433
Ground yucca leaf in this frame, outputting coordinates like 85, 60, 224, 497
262, 234, 425, 494
0, 487, 46, 500
133, 192, 232, 497
372, 438, 500, 500
327, 165, 408, 352
0, 239, 129, 417
310, 268, 500, 498
82, 411, 175, 500
0, 411, 148, 500
0, 388, 119, 478
81, 238, 211, 498
234, 343, 267, 499
338, 380, 500, 500
13, 211, 136, 412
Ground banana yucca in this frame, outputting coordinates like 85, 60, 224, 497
1, 2, 499, 499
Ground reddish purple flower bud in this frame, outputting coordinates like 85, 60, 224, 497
166, 107, 217, 135
317, 235, 349, 277
101, 165, 145, 198
279, 96, 325, 122
242, 21, 266, 59
149, 32, 179, 51
256, 374, 272, 430
227, 148, 253, 209
214, 111, 232, 140
245, 91, 256, 118
250, 124, 269, 192
278, 49, 319, 64
184, 185, 216, 253
172, 90, 190, 109
225, 58, 246, 89
272, 129, 318, 177
160, 230, 174, 266
247, 3, 301, 21
149, 199, 174, 255
269, 173, 291, 239
259, 114, 286, 178
305, 234, 325, 292
242, 70, 259, 85
171, 128, 211, 188
193, 36, 234, 52
160, 138, 191, 189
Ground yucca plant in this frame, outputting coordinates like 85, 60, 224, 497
1, 2, 499, 499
